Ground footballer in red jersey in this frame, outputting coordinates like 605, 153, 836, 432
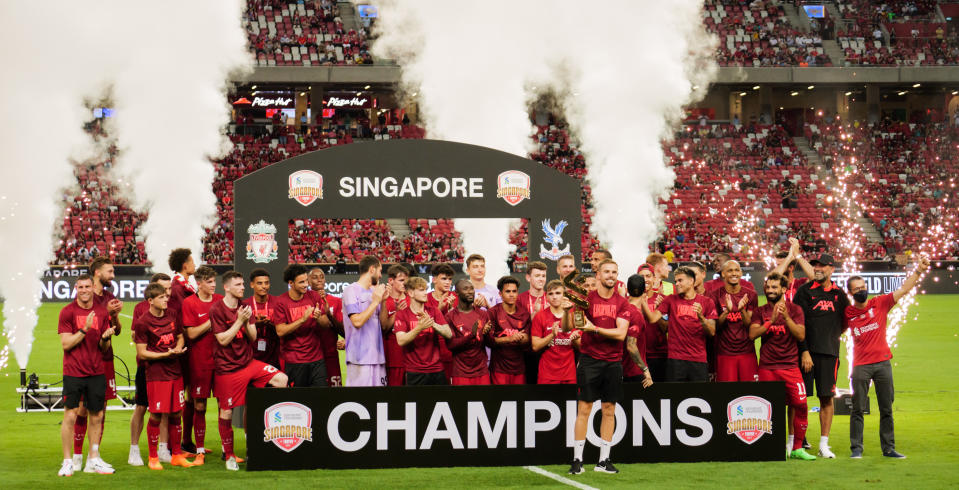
211, 271, 289, 470
636, 263, 668, 382
845, 256, 928, 459
488, 277, 531, 385
427, 263, 458, 378
134, 283, 195, 470
395, 276, 454, 385
380, 265, 411, 386
446, 279, 493, 385
531, 280, 579, 384
274, 264, 328, 387
704, 253, 756, 295
179, 266, 223, 455
623, 275, 653, 387
519, 261, 549, 385
749, 272, 815, 461
309, 267, 345, 387
709, 260, 759, 382
242, 269, 280, 369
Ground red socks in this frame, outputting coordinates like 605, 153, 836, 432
218, 418, 234, 459
194, 409, 206, 450
147, 418, 161, 459
182, 403, 195, 446
74, 415, 87, 454
792, 402, 809, 450
169, 416, 183, 456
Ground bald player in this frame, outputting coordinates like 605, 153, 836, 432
709, 260, 759, 382
706, 253, 755, 294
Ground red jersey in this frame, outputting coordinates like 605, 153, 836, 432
210, 299, 253, 373
91, 287, 118, 361
181, 294, 223, 371
488, 303, 531, 375
709, 286, 759, 356
169, 277, 195, 324
705, 278, 755, 295
582, 290, 630, 362
315, 292, 343, 365
242, 295, 280, 368
845, 293, 895, 366
383, 294, 410, 368
755, 301, 806, 370
623, 303, 647, 377
658, 293, 718, 363
643, 291, 668, 358
133, 309, 184, 381
531, 308, 576, 383
518, 290, 549, 319
427, 291, 457, 364
132, 300, 151, 365
785, 277, 809, 304
445, 308, 491, 377
394, 305, 446, 373
58, 301, 111, 378
273, 291, 325, 364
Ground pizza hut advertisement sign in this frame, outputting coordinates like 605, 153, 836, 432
263, 402, 313, 453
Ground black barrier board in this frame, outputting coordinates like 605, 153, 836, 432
246, 382, 785, 470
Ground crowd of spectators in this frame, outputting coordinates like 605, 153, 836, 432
837, 0, 959, 66
246, 0, 373, 66
706, 0, 832, 67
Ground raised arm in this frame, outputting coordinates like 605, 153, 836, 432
893, 256, 930, 303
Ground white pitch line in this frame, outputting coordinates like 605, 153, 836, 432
523, 466, 599, 490
119, 313, 132, 319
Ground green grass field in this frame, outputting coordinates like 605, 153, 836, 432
1, 296, 958, 489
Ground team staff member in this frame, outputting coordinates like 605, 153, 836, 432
134, 283, 194, 470
793, 253, 849, 459
623, 275, 653, 387
642, 267, 718, 382
489, 277, 531, 385
242, 269, 280, 369
709, 260, 759, 382
566, 259, 630, 475
129, 273, 172, 467
180, 265, 222, 456
274, 264, 328, 387
394, 277, 454, 385
556, 254, 576, 279
210, 271, 289, 470
381, 265, 411, 386
446, 279, 493, 385
846, 256, 929, 459
749, 273, 816, 461
637, 264, 668, 382
310, 268, 344, 386
531, 280, 579, 384
58, 275, 116, 476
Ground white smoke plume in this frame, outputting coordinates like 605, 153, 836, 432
372, 0, 716, 274
0, 1, 250, 369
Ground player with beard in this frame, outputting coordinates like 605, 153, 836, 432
556, 254, 577, 280
792, 253, 849, 459
381, 265, 411, 386
846, 256, 929, 459
428, 263, 458, 378
772, 238, 816, 303
310, 267, 345, 386
590, 249, 626, 296
129, 273, 172, 467
57, 275, 116, 477
750, 272, 816, 461
134, 283, 194, 470
242, 269, 281, 370
70, 257, 123, 471
179, 266, 223, 457
566, 259, 630, 475
709, 260, 759, 382
642, 267, 718, 382
274, 264, 327, 387
531, 280, 580, 384
166, 247, 196, 459
519, 261, 549, 384
342, 256, 388, 387
211, 271, 289, 470
395, 277, 454, 385
466, 254, 502, 308
636, 264, 668, 382
445, 279, 493, 385
488, 276, 531, 385
623, 275, 653, 387
705, 253, 755, 294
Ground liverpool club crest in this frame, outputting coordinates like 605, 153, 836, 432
246, 220, 279, 264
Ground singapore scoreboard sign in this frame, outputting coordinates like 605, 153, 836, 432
234, 140, 583, 295
246, 383, 785, 470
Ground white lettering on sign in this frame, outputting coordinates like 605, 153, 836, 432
339, 177, 484, 198
326, 96, 369, 107
251, 96, 293, 107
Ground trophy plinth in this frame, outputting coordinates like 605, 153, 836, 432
562, 271, 590, 330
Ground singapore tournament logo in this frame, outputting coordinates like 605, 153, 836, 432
263, 402, 313, 452
539, 219, 571, 261
726, 396, 773, 444
246, 220, 279, 264
289, 170, 323, 206
496, 170, 530, 206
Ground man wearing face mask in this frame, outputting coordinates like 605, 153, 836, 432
792, 253, 850, 459
845, 256, 929, 459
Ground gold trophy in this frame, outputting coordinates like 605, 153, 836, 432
562, 270, 589, 330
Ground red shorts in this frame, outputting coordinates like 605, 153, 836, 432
491, 371, 524, 385
451, 374, 490, 386
538, 377, 576, 385
102, 359, 117, 400
214, 360, 281, 409
716, 353, 759, 382
147, 378, 185, 414
325, 352, 342, 387
759, 367, 807, 406
189, 365, 215, 399
387, 366, 405, 386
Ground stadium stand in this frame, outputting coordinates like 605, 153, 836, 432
246, 0, 373, 66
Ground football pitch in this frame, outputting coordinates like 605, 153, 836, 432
1, 296, 957, 489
